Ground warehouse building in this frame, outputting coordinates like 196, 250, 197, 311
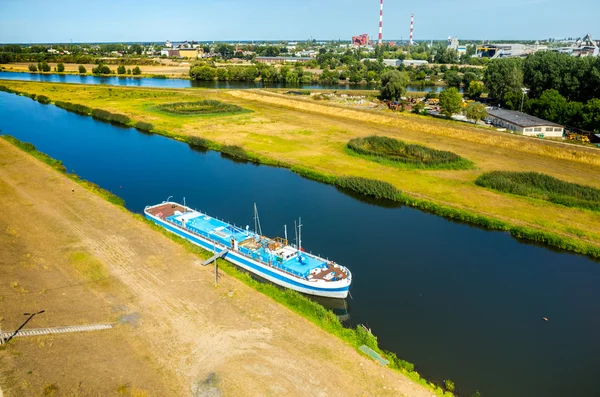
255, 56, 312, 64
486, 109, 564, 137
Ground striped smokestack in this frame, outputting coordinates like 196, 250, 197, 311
409, 13, 414, 46
378, 0, 384, 45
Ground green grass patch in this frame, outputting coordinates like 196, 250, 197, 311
476, 171, 600, 212
347, 135, 474, 170
69, 251, 109, 282
156, 100, 247, 115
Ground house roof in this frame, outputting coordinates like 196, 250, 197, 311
487, 108, 563, 128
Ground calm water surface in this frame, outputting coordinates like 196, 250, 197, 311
1, 92, 598, 397
0, 71, 446, 92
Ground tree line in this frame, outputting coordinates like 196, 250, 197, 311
484, 52, 600, 132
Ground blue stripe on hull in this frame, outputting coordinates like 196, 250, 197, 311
146, 214, 350, 296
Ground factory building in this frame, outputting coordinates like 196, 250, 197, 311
486, 109, 564, 138
447, 37, 467, 55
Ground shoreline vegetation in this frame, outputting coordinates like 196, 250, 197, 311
1, 84, 599, 261
476, 171, 600, 212
347, 135, 475, 170
1, 134, 458, 397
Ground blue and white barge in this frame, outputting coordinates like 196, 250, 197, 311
144, 201, 351, 299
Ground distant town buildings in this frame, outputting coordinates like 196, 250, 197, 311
352, 34, 370, 47
486, 109, 564, 138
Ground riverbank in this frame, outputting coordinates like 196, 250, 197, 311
1, 80, 600, 259
1, 62, 192, 79
0, 136, 436, 397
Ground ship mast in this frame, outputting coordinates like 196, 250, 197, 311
253, 203, 262, 236
298, 217, 302, 251
284, 224, 288, 241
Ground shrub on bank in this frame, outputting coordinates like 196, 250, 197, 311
36, 95, 51, 104
347, 135, 473, 170
187, 136, 211, 148
91, 108, 130, 126
134, 121, 154, 132
92, 108, 111, 121
109, 113, 131, 125
335, 176, 401, 200
221, 145, 254, 161
476, 171, 600, 212
54, 101, 91, 115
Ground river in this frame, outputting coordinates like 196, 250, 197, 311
0, 71, 446, 92
0, 92, 598, 397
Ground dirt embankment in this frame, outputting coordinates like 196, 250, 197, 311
0, 139, 431, 396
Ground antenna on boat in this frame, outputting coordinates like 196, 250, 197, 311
294, 220, 298, 248
253, 203, 262, 236
298, 217, 302, 251
183, 197, 186, 211
284, 224, 288, 242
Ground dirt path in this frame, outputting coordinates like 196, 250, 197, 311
0, 139, 434, 396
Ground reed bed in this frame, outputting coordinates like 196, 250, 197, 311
347, 135, 474, 169
476, 171, 600, 212
335, 176, 401, 200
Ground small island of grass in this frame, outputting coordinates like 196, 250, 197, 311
346, 135, 474, 170
476, 171, 600, 212
157, 100, 247, 116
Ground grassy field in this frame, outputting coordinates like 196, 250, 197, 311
1, 80, 600, 255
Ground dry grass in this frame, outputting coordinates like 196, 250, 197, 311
2, 80, 600, 249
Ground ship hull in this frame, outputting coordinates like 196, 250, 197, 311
144, 209, 350, 299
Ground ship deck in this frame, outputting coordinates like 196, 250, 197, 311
146, 202, 348, 281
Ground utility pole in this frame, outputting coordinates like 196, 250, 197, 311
521, 87, 530, 112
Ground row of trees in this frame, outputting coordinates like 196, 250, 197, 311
92, 64, 141, 75
484, 53, 600, 131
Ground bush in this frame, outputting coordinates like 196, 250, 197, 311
187, 136, 211, 148
78, 64, 87, 74
476, 171, 600, 212
54, 101, 91, 115
91, 108, 112, 121
335, 176, 401, 200
109, 113, 130, 125
347, 135, 473, 170
28, 64, 37, 72
444, 379, 455, 392
36, 95, 51, 104
132, 66, 141, 75
221, 145, 251, 161
57, 63, 65, 72
92, 64, 112, 75
157, 100, 246, 115
117, 65, 126, 75
134, 121, 154, 132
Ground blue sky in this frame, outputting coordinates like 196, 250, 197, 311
1, 0, 598, 43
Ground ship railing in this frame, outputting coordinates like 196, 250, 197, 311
163, 218, 313, 281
